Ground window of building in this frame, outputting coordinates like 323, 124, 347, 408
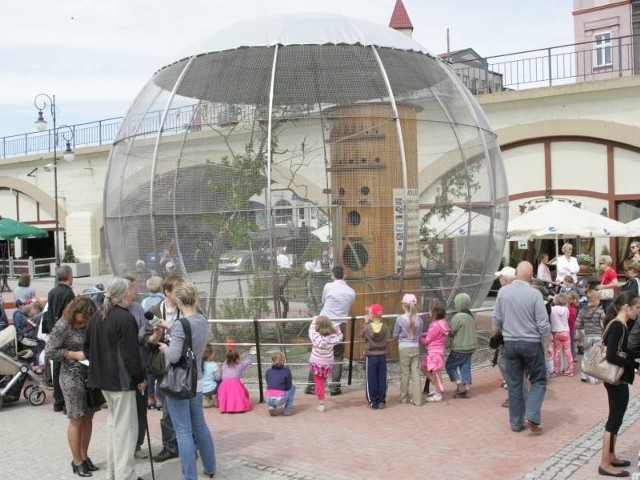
594, 32, 613, 68
274, 200, 292, 225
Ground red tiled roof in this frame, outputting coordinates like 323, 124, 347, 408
389, 0, 414, 30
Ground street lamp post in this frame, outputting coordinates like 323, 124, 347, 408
33, 94, 75, 267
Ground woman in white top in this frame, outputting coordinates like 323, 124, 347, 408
555, 243, 579, 284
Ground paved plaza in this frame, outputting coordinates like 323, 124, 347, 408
2, 275, 640, 479
3, 361, 640, 480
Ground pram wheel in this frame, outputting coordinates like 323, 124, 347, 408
28, 389, 45, 406
23, 385, 34, 400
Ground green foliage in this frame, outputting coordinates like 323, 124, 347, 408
419, 164, 481, 258
62, 244, 77, 263
217, 273, 272, 320
509, 249, 525, 268
600, 245, 610, 257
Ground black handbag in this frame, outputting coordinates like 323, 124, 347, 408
86, 383, 106, 409
159, 318, 197, 400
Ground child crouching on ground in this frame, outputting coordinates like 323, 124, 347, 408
265, 351, 296, 416
309, 315, 343, 412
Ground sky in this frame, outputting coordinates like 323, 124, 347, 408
0, 0, 575, 137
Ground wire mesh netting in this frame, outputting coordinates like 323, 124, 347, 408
104, 15, 508, 355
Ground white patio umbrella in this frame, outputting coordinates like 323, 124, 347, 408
507, 200, 630, 240
627, 218, 640, 237
311, 224, 331, 243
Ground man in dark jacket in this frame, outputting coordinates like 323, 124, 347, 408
45, 265, 75, 412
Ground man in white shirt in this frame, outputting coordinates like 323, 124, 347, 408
276, 249, 291, 269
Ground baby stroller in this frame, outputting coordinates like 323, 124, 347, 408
0, 325, 46, 409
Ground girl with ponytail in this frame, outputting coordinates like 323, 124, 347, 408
393, 293, 424, 405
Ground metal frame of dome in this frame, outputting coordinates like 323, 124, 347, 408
105, 12, 508, 313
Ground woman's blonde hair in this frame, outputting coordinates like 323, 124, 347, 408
315, 315, 334, 336
271, 351, 286, 367
623, 258, 640, 275
173, 281, 199, 307
403, 301, 418, 337
599, 255, 613, 267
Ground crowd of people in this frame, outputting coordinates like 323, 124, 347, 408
489, 242, 640, 478
4, 241, 640, 479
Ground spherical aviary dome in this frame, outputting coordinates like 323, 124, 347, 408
104, 12, 508, 319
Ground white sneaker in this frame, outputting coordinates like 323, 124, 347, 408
426, 392, 442, 402
317, 404, 325, 412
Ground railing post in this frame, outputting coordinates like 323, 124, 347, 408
547, 47, 553, 86
8, 256, 14, 278
483, 60, 489, 93
253, 317, 264, 403
347, 315, 356, 386
99, 120, 102, 145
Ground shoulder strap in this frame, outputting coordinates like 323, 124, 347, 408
178, 317, 193, 355
602, 319, 627, 354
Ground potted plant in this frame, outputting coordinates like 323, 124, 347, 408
50, 245, 91, 277
576, 253, 594, 276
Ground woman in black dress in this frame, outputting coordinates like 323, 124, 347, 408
46, 297, 99, 477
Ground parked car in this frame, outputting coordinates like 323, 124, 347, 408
219, 250, 254, 273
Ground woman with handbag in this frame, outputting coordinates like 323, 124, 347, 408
45, 297, 99, 477
595, 255, 618, 313
597, 291, 640, 478
158, 281, 216, 479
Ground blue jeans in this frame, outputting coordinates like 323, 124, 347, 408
164, 393, 216, 480
160, 396, 179, 453
445, 351, 473, 384
266, 385, 296, 415
503, 341, 547, 431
